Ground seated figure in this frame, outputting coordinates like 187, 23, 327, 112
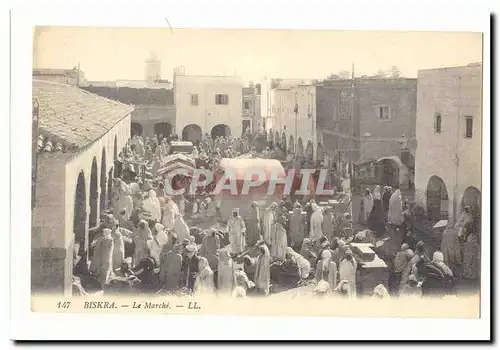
270, 251, 301, 287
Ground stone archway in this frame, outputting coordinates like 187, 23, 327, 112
317, 142, 324, 162
211, 124, 231, 139
378, 159, 400, 188
73, 171, 87, 257
297, 137, 304, 156
89, 157, 99, 229
131, 122, 143, 137
288, 135, 295, 152
306, 140, 314, 161
154, 122, 173, 139
182, 124, 203, 142
426, 175, 448, 221
461, 186, 481, 210
99, 148, 107, 216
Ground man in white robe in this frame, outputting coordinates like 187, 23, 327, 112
178, 195, 188, 217
147, 223, 169, 266
112, 179, 133, 221
191, 146, 199, 158
162, 196, 180, 231
111, 228, 125, 270
362, 189, 374, 223
90, 228, 114, 288
290, 202, 304, 249
388, 188, 404, 227
271, 221, 288, 261
309, 203, 324, 242
194, 257, 216, 295
142, 189, 162, 222
227, 208, 246, 254
217, 249, 236, 296
254, 244, 271, 296
263, 202, 278, 246
135, 138, 145, 158
339, 249, 357, 297
173, 213, 190, 243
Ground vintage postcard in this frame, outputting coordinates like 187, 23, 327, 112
10, 3, 491, 341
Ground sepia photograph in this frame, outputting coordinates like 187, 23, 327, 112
31, 26, 483, 303
9, 1, 492, 342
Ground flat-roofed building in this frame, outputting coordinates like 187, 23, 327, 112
414, 63, 482, 223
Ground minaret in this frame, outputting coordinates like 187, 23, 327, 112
144, 52, 161, 83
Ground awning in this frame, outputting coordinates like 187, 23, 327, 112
157, 161, 196, 178
162, 154, 196, 167
234, 153, 261, 159
376, 155, 404, 168
158, 162, 195, 173
218, 158, 286, 181
157, 154, 196, 175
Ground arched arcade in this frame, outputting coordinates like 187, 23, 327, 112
154, 122, 173, 139
99, 148, 107, 217
306, 140, 314, 161
89, 157, 99, 228
426, 175, 449, 221
73, 171, 87, 258
317, 142, 324, 163
297, 137, 304, 156
131, 122, 143, 137
211, 124, 231, 139
182, 124, 203, 142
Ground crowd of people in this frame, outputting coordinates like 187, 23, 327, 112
357, 184, 481, 298
71, 132, 480, 300
119, 130, 312, 175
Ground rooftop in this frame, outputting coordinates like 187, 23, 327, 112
243, 87, 259, 95
33, 80, 134, 153
33, 68, 79, 76
81, 85, 174, 105
418, 62, 482, 73
174, 74, 243, 85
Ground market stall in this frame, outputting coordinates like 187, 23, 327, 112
214, 157, 287, 219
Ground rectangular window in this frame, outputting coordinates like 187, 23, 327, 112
376, 105, 390, 120
244, 101, 250, 110
465, 116, 473, 138
215, 94, 229, 105
434, 113, 442, 133
190, 94, 199, 106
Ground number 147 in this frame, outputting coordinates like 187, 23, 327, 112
57, 301, 71, 309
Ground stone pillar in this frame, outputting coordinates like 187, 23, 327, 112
31, 158, 74, 296
31, 245, 73, 296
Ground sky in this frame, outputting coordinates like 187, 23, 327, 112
33, 27, 483, 83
